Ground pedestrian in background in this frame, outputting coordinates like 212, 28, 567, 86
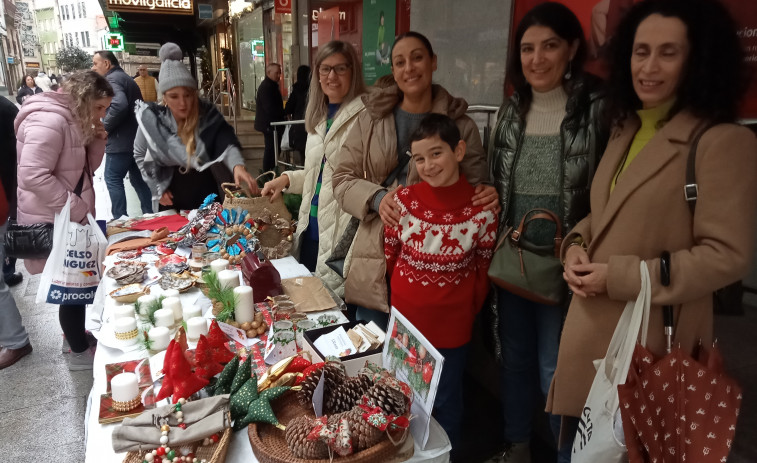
488, 3, 609, 461
0, 96, 31, 371
255, 63, 285, 172
35, 71, 52, 92
16, 75, 42, 105
134, 43, 257, 211
284, 65, 311, 161
134, 65, 158, 102
92, 50, 154, 218
15, 71, 114, 371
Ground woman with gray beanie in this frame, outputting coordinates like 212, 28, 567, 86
134, 42, 258, 211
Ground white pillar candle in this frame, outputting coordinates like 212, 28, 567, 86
154, 308, 175, 328
182, 305, 202, 321
148, 326, 170, 351
162, 289, 180, 299
137, 294, 156, 309
210, 258, 229, 274
233, 286, 254, 324
162, 296, 183, 322
111, 372, 139, 404
186, 317, 208, 341
113, 304, 136, 320
217, 269, 240, 290
114, 316, 138, 345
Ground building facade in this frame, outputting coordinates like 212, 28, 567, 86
2, 0, 26, 93
59, 0, 106, 55
16, 1, 42, 73
35, 4, 59, 73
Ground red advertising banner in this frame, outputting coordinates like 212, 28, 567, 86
275, 0, 291, 15
511, 0, 757, 119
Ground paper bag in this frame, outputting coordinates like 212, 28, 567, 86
281, 277, 337, 312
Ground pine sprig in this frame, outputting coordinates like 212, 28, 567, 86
139, 330, 154, 352
145, 296, 166, 326
202, 270, 236, 322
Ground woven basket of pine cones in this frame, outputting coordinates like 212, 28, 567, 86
122, 427, 232, 463
248, 393, 414, 463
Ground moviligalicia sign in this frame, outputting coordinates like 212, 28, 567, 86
107, 0, 193, 15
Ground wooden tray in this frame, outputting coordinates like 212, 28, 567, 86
248, 393, 414, 463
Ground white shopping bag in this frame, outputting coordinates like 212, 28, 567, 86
36, 195, 108, 305
572, 261, 651, 463
280, 125, 292, 151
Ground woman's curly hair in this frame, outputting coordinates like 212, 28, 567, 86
62, 71, 115, 144
606, 0, 746, 124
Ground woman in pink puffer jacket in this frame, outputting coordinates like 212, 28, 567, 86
15, 71, 114, 370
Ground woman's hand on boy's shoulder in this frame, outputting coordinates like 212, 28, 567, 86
471, 184, 500, 214
379, 185, 403, 227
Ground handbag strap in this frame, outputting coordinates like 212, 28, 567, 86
510, 208, 563, 257
73, 156, 90, 197
382, 151, 412, 188
684, 122, 716, 213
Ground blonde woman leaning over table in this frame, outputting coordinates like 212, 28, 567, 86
550, 0, 757, 460
262, 41, 366, 296
134, 42, 257, 211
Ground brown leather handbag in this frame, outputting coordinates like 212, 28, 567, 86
487, 208, 567, 306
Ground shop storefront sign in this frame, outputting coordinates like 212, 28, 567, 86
362, 0, 394, 85
275, 0, 290, 15
25, 62, 39, 68
104, 32, 125, 51
7, 57, 14, 64
107, 0, 193, 16
198, 3, 212, 19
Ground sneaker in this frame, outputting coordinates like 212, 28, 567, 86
500, 442, 531, 463
62, 332, 97, 354
69, 346, 96, 371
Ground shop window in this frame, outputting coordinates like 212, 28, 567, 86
82, 2, 86, 17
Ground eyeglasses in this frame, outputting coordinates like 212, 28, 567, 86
318, 63, 351, 76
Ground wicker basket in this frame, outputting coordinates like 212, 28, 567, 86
222, 182, 292, 221
248, 393, 414, 463
122, 427, 232, 463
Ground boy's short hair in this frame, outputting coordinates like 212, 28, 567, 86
409, 113, 461, 151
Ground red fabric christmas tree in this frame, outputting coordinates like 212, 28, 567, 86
206, 320, 235, 364
156, 339, 209, 403
194, 335, 225, 380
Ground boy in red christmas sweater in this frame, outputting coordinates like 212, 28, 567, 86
384, 113, 498, 449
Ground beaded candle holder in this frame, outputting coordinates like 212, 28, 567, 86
115, 317, 139, 345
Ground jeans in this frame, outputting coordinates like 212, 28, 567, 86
557, 415, 579, 463
0, 222, 29, 349
104, 152, 153, 218
498, 289, 565, 444
434, 344, 469, 451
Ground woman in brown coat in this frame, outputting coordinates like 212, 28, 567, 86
549, 0, 757, 458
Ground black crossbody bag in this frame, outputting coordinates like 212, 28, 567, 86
4, 168, 87, 260
325, 153, 412, 277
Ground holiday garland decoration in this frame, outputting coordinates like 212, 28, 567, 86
205, 207, 256, 265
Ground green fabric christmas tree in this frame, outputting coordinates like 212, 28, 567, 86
230, 372, 259, 421
230, 354, 252, 395
213, 354, 240, 395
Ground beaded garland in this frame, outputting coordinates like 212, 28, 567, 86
143, 398, 221, 463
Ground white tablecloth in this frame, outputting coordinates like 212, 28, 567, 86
83, 257, 451, 462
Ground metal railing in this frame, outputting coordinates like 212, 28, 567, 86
208, 68, 237, 132
271, 119, 306, 171
467, 104, 500, 155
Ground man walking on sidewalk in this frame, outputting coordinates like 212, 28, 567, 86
92, 51, 153, 218
255, 63, 285, 172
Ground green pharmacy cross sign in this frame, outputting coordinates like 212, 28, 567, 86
105, 33, 125, 51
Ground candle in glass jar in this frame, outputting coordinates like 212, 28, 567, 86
210, 258, 229, 274
154, 308, 175, 328
182, 305, 202, 321
217, 269, 240, 289
148, 326, 170, 351
233, 286, 254, 323
111, 372, 140, 406
186, 317, 208, 341
162, 296, 183, 322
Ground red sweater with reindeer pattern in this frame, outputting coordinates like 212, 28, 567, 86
384, 175, 498, 348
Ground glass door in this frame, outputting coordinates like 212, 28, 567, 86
237, 9, 265, 111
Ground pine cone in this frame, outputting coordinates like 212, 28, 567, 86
325, 374, 373, 414
328, 407, 385, 451
366, 381, 408, 417
296, 367, 323, 406
285, 415, 329, 459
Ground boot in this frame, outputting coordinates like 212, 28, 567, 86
500, 441, 531, 463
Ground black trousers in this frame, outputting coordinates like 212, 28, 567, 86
59, 304, 88, 353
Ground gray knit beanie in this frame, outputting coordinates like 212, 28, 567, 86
158, 42, 196, 94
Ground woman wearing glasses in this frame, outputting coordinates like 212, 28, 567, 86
332, 32, 498, 325
262, 41, 366, 296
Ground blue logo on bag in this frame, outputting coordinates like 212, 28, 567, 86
46, 284, 96, 304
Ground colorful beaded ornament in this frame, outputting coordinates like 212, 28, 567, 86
143, 398, 220, 463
